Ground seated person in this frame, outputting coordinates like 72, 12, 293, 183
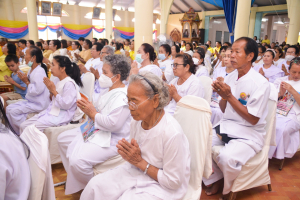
203, 37, 270, 199
1, 55, 27, 109
6, 46, 50, 135
253, 49, 284, 83
252, 46, 266, 67
164, 53, 205, 115
80, 71, 190, 200
0, 43, 14, 81
57, 55, 132, 195
77, 39, 92, 64
269, 57, 300, 159
210, 47, 235, 127
157, 44, 174, 83
19, 56, 83, 133
193, 47, 210, 77
280, 45, 299, 75
0, 96, 31, 199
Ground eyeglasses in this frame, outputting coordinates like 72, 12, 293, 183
123, 97, 149, 110
100, 51, 108, 55
171, 63, 186, 69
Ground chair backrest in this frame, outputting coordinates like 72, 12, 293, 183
80, 72, 95, 101
198, 76, 213, 104
173, 95, 212, 199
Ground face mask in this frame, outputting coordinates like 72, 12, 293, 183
27, 58, 34, 67
192, 57, 199, 65
135, 54, 144, 64
256, 56, 262, 61
158, 54, 166, 61
98, 74, 116, 88
112, 46, 116, 51
285, 55, 295, 62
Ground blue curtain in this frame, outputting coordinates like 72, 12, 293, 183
62, 27, 92, 40
222, 0, 237, 42
201, 0, 255, 8
0, 29, 28, 39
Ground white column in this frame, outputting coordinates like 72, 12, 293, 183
105, 0, 113, 41
26, 0, 39, 41
5, 0, 14, 21
135, 0, 154, 50
159, 0, 174, 35
74, 5, 80, 25
248, 8, 257, 38
234, 0, 251, 40
124, 9, 129, 27
286, 0, 300, 44
266, 16, 274, 42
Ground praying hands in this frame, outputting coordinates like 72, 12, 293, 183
212, 79, 232, 100
77, 99, 97, 120
117, 138, 143, 167
43, 77, 57, 96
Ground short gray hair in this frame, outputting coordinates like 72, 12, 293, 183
103, 54, 131, 81
129, 72, 169, 110
103, 45, 114, 55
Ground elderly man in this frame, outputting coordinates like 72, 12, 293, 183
203, 37, 270, 199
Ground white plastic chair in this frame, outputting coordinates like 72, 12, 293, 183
173, 95, 213, 199
211, 90, 277, 200
20, 125, 55, 200
199, 76, 213, 104
80, 72, 95, 101
93, 155, 126, 176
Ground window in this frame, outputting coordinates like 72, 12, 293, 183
92, 19, 105, 39
37, 16, 61, 40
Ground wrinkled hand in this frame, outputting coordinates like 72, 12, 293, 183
17, 71, 29, 84
212, 80, 232, 100
259, 67, 265, 76
77, 99, 97, 119
130, 61, 139, 75
168, 84, 178, 98
4, 75, 14, 84
117, 138, 143, 167
281, 81, 295, 94
43, 77, 56, 94
90, 67, 100, 79
216, 76, 224, 83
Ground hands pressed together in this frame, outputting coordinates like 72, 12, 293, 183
212, 77, 232, 100
117, 138, 144, 167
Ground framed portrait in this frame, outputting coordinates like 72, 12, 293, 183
36, 1, 39, 15
92, 7, 101, 19
41, 1, 51, 16
52, 2, 62, 16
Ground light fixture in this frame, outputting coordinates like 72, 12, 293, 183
262, 18, 268, 22
132, 18, 135, 22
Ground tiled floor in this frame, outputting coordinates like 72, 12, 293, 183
54, 152, 300, 200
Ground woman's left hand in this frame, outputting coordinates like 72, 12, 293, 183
259, 67, 265, 76
281, 81, 295, 94
117, 138, 143, 167
77, 99, 97, 120
168, 84, 178, 98
43, 77, 56, 94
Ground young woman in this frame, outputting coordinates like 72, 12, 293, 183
26, 40, 34, 48
170, 44, 180, 61
35, 41, 43, 52
158, 44, 174, 83
253, 49, 284, 83
67, 41, 81, 63
193, 47, 210, 77
253, 45, 266, 67
184, 42, 194, 57
43, 40, 53, 59
60, 39, 68, 56
19, 56, 83, 133
273, 47, 285, 67
6, 46, 50, 135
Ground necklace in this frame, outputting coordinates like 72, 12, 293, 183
143, 109, 163, 130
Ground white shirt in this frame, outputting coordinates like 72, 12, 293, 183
128, 113, 190, 200
273, 58, 285, 68
84, 57, 103, 72
212, 66, 236, 81
281, 60, 290, 72
158, 59, 174, 83
184, 50, 194, 57
195, 64, 209, 77
165, 74, 205, 115
139, 64, 162, 78
220, 68, 270, 148
60, 48, 68, 56
253, 64, 284, 83
70, 49, 81, 63
252, 59, 264, 67
0, 129, 31, 200
273, 76, 289, 90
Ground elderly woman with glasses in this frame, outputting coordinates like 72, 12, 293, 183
80, 71, 190, 200
57, 54, 132, 195
164, 53, 205, 115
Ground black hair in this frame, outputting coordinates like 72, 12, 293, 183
258, 46, 266, 53
216, 41, 222, 46
35, 42, 43, 50
224, 42, 232, 47
186, 42, 193, 51
194, 48, 205, 65
18, 39, 26, 45
119, 43, 124, 49
94, 43, 103, 52
288, 45, 300, 55
29, 46, 48, 77
104, 39, 109, 45
72, 41, 80, 50
289, 57, 300, 70
84, 39, 92, 49
0, 99, 30, 159
46, 40, 51, 45
254, 36, 257, 39
51, 39, 61, 50
220, 45, 228, 53
92, 38, 98, 43
265, 44, 271, 49
116, 42, 122, 51
265, 49, 275, 59
175, 53, 196, 74
7, 43, 16, 55
235, 37, 258, 63
141, 43, 157, 62
61, 39, 68, 48
5, 54, 19, 63
181, 40, 186, 45
175, 42, 181, 48
125, 39, 130, 43
78, 37, 85, 41
53, 56, 83, 87
28, 40, 34, 46
173, 44, 180, 53
160, 44, 171, 56
205, 44, 209, 48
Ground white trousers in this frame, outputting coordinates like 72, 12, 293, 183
57, 127, 118, 195
80, 165, 162, 200
202, 129, 257, 195
19, 115, 50, 134
210, 106, 223, 127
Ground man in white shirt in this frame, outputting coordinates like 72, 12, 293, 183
203, 37, 270, 199
281, 45, 299, 75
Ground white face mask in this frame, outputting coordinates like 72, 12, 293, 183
192, 57, 200, 65
285, 55, 295, 62
98, 74, 116, 88
256, 56, 262, 61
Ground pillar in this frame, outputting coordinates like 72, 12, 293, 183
234, 0, 251, 40
5, 0, 14, 21
74, 5, 80, 25
204, 16, 210, 43
267, 16, 274, 42
105, 0, 113, 41
248, 8, 257, 38
286, 0, 300, 44
253, 12, 263, 40
134, 0, 153, 50
159, 0, 173, 35
26, 0, 39, 41
200, 11, 206, 29
124, 9, 129, 27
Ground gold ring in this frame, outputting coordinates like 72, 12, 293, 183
82, 106, 85, 109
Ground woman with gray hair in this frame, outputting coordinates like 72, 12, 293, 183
57, 54, 132, 195
80, 71, 191, 200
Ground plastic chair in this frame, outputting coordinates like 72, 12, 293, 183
173, 95, 213, 199
198, 76, 213, 104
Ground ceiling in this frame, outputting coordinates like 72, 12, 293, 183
41, 0, 287, 14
